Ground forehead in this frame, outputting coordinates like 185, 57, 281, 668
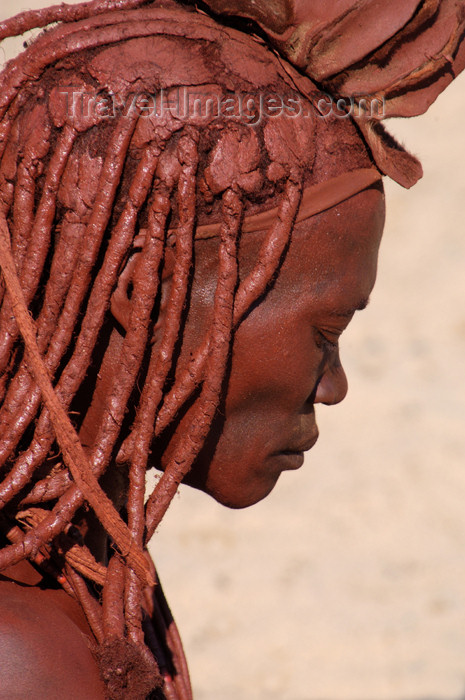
188, 185, 385, 340
241, 186, 385, 319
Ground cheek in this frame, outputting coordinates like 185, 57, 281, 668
179, 313, 322, 507
224, 310, 321, 415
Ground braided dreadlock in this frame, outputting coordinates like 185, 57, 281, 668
2, 0, 463, 697
0, 2, 324, 696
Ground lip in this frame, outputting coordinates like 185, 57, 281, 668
277, 451, 305, 470
276, 432, 319, 470
285, 433, 319, 454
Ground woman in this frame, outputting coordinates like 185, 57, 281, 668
0, 1, 463, 698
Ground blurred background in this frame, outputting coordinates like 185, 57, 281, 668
1, 3, 465, 699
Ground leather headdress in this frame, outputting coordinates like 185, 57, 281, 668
199, 0, 465, 188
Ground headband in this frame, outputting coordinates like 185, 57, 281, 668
193, 167, 382, 240
112, 167, 382, 329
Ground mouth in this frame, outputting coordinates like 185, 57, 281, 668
276, 432, 319, 470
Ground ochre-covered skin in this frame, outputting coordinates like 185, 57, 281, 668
0, 562, 106, 699
162, 187, 385, 508
0, 183, 384, 699
0, 2, 463, 699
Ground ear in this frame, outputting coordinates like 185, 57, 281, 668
151, 244, 176, 342
110, 232, 176, 333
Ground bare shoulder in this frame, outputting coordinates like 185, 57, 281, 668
0, 581, 106, 700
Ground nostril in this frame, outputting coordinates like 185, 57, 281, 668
314, 364, 348, 405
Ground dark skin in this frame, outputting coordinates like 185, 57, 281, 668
0, 562, 106, 699
166, 186, 385, 507
0, 186, 384, 697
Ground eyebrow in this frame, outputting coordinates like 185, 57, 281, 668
331, 296, 370, 319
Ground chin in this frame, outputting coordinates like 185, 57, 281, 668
187, 473, 281, 510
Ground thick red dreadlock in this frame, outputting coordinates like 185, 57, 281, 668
0, 2, 317, 696
3, 1, 462, 698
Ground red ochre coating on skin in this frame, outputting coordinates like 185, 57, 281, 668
0, 1, 463, 699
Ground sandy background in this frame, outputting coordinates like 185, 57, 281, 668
1, 4, 465, 699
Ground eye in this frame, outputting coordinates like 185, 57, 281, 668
314, 327, 342, 353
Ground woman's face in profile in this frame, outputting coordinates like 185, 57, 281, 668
162, 186, 385, 508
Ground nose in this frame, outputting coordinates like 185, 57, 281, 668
314, 353, 348, 405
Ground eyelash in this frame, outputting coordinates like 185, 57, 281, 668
315, 328, 342, 353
